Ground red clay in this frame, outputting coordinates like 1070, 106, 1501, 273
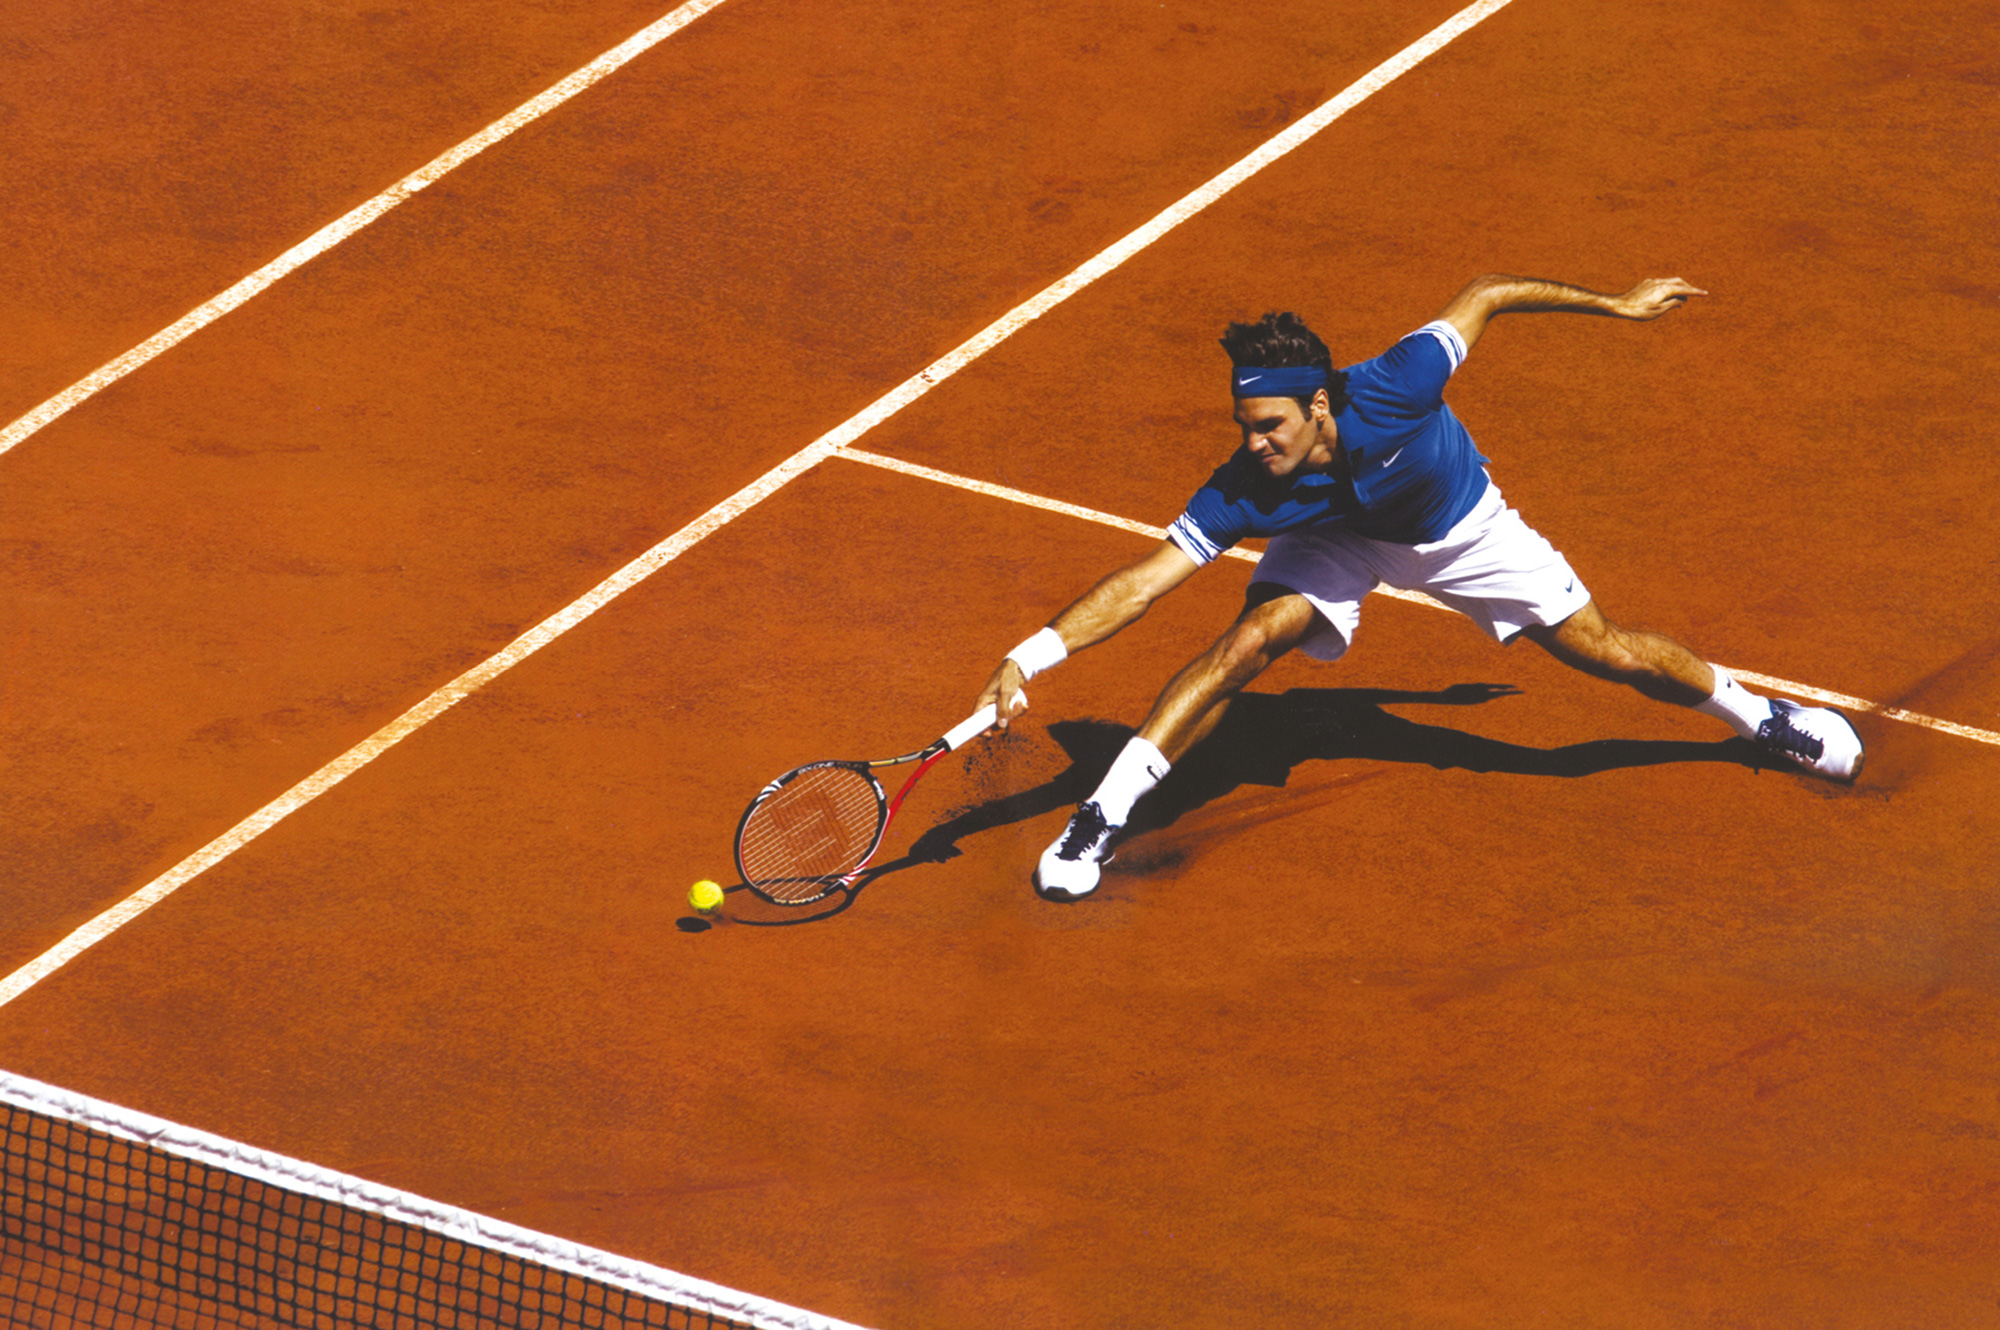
0, 0, 1472, 970
2, 1, 1998, 1327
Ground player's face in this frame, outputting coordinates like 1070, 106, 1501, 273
1234, 391, 1336, 478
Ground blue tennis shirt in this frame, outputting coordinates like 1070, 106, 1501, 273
1167, 322, 1490, 560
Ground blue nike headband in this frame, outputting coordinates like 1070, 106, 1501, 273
1230, 365, 1327, 398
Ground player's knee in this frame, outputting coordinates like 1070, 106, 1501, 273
1589, 628, 1655, 680
1216, 619, 1280, 680
1546, 614, 1641, 679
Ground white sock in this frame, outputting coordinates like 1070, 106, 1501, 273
1087, 737, 1171, 826
1695, 666, 1776, 738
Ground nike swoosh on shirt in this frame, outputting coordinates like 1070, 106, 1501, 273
1380, 447, 1405, 468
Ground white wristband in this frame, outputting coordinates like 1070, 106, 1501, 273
1006, 627, 1067, 680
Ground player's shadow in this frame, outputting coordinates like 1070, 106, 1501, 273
891, 682, 1763, 874
725, 683, 1764, 922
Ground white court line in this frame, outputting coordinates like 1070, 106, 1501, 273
0, 0, 1520, 1008
839, 447, 2000, 749
0, 0, 733, 459
0, 440, 828, 1010
1725, 670, 2000, 747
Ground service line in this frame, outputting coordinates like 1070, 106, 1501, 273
838, 447, 2000, 750
0, 0, 734, 458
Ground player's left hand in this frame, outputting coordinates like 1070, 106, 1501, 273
1616, 277, 1707, 320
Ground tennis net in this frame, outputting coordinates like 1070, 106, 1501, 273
0, 1071, 867, 1330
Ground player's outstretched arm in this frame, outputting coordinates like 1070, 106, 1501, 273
978, 540, 1200, 733
1437, 273, 1707, 355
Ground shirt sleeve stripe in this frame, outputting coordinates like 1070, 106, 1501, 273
1167, 514, 1222, 565
1415, 320, 1468, 373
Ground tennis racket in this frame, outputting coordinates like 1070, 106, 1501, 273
734, 704, 998, 905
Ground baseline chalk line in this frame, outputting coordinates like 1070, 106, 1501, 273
1725, 670, 2000, 747
0, 0, 1519, 1006
838, 446, 2000, 750
0, 0, 734, 459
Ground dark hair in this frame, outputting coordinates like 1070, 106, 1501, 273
1219, 312, 1349, 414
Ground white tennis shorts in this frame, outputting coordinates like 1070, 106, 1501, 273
1251, 481, 1591, 661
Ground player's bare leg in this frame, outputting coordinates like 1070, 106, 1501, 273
1138, 589, 1323, 761
1525, 600, 1863, 780
1036, 591, 1321, 900
1521, 600, 1713, 705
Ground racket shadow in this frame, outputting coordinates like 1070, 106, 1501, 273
715, 889, 861, 926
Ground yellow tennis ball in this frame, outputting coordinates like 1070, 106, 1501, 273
688, 879, 725, 912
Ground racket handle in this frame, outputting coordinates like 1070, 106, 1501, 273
943, 704, 999, 751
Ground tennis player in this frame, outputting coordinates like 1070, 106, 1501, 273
976, 273, 1865, 900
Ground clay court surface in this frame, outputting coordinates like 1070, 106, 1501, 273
3, 0, 1999, 1325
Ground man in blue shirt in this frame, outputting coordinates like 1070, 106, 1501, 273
978, 273, 1865, 901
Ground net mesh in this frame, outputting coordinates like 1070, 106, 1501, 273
736, 765, 883, 900
0, 1091, 780, 1330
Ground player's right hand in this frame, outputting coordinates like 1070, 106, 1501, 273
977, 659, 1031, 734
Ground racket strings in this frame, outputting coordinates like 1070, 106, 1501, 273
738, 764, 886, 900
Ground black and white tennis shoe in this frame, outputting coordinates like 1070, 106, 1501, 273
1756, 698, 1865, 782
1035, 801, 1117, 900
